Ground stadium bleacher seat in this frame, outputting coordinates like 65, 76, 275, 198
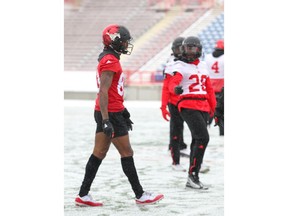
65, 0, 210, 72
198, 12, 224, 54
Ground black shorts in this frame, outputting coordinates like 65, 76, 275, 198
94, 110, 128, 138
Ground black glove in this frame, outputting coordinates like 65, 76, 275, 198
123, 108, 134, 131
174, 86, 183, 95
102, 119, 114, 138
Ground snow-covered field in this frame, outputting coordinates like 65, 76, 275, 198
64, 100, 224, 216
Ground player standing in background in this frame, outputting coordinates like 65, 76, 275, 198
169, 36, 216, 189
160, 37, 188, 172
204, 39, 224, 135
214, 86, 224, 134
75, 24, 164, 206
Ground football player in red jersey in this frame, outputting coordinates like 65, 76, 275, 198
169, 36, 216, 189
75, 24, 164, 206
205, 39, 224, 135
161, 37, 188, 172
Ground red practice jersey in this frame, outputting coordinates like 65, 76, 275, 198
205, 53, 224, 93
168, 59, 216, 113
95, 54, 125, 112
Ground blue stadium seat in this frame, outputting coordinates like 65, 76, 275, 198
197, 13, 224, 54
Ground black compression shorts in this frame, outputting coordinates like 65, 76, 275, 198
94, 110, 129, 138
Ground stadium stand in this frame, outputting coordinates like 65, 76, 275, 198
64, 0, 214, 72
65, 0, 165, 71
120, 6, 208, 73
64, 0, 224, 100
198, 12, 224, 54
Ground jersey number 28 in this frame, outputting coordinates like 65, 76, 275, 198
189, 74, 207, 92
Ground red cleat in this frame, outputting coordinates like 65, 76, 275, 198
75, 194, 103, 207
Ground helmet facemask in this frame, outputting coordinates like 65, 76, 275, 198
183, 45, 202, 62
182, 36, 202, 62
172, 46, 182, 58
111, 38, 133, 55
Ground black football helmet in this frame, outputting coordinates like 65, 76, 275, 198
182, 36, 202, 62
102, 24, 133, 55
171, 37, 185, 58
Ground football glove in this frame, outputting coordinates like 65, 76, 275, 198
160, 106, 170, 121
102, 119, 115, 138
174, 86, 183, 95
122, 108, 134, 131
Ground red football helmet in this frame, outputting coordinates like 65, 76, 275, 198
102, 24, 133, 55
215, 39, 224, 50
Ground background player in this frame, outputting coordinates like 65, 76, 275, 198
214, 86, 224, 134
169, 36, 216, 189
204, 39, 224, 135
161, 36, 188, 171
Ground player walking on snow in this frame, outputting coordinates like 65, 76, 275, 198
169, 36, 216, 189
75, 24, 164, 206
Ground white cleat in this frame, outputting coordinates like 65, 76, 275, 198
135, 191, 164, 205
186, 174, 208, 190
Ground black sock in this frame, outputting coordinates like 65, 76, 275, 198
171, 139, 180, 164
79, 154, 102, 197
121, 156, 144, 199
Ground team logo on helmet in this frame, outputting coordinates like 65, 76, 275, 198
107, 32, 120, 41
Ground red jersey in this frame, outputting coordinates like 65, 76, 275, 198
168, 59, 216, 114
95, 54, 125, 112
